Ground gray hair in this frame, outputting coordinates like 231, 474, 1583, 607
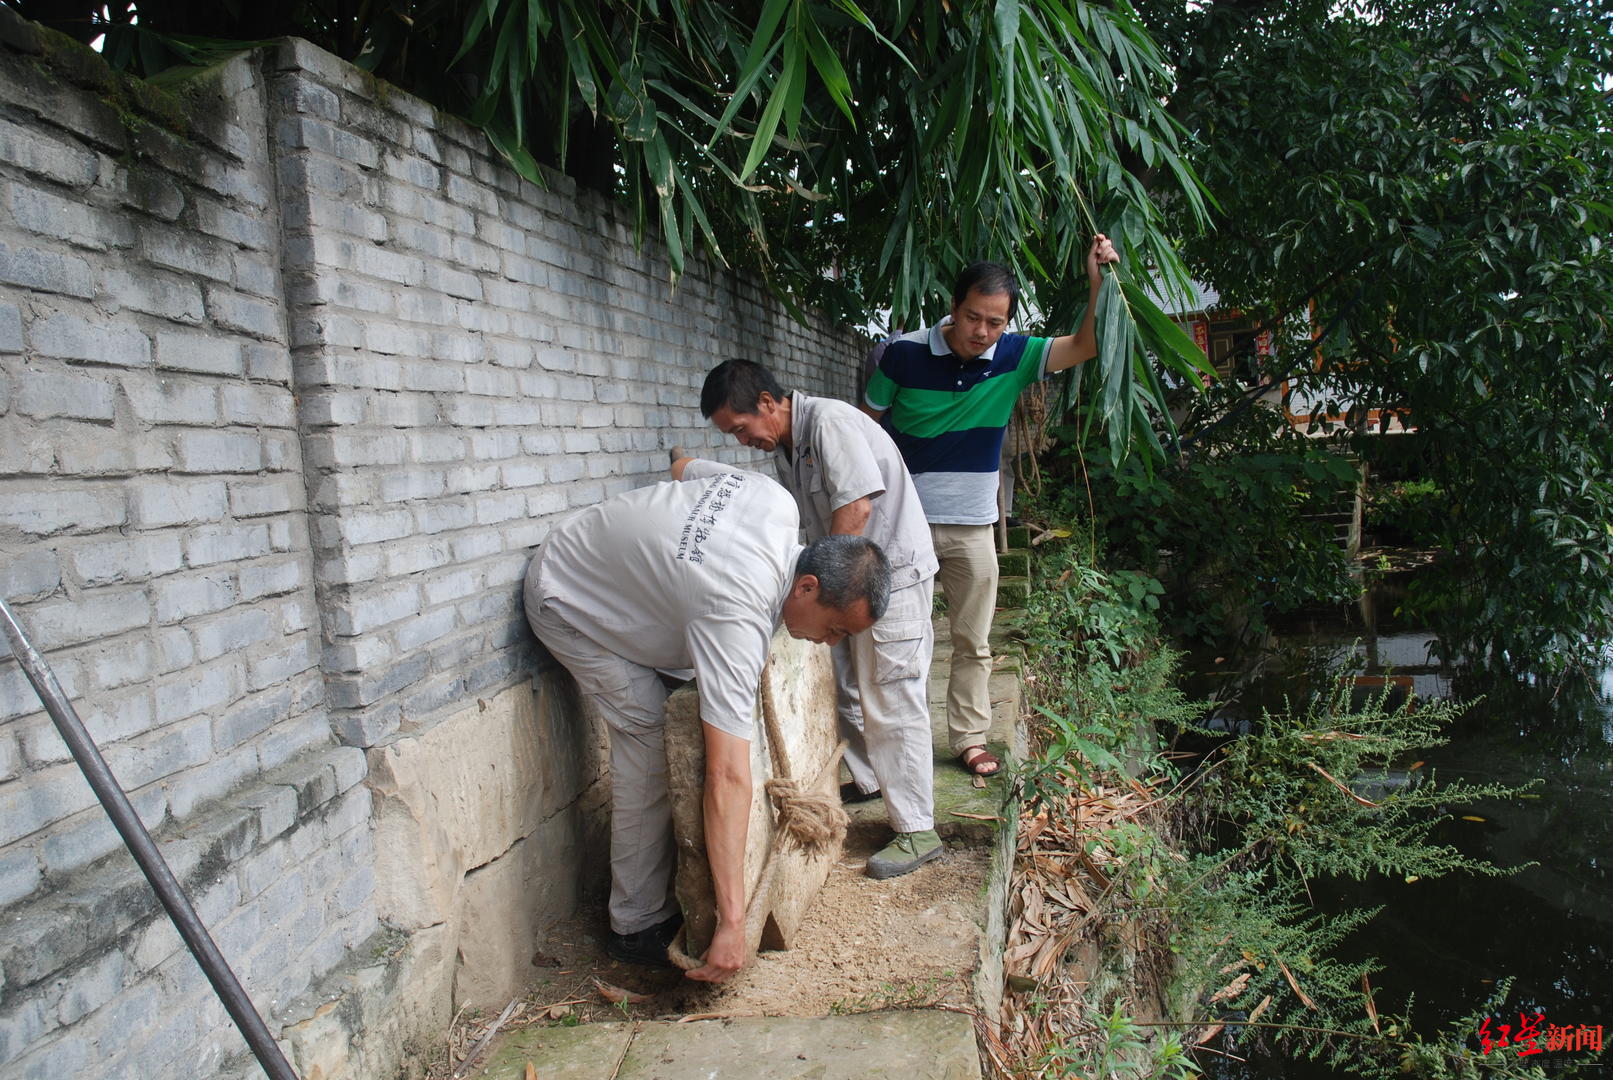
795, 535, 891, 620
701, 358, 786, 418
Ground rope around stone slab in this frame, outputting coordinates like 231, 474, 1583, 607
668, 927, 701, 971
755, 659, 850, 855
764, 743, 850, 856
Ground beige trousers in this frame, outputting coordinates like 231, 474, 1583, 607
831, 576, 937, 833
525, 546, 680, 936
929, 523, 999, 754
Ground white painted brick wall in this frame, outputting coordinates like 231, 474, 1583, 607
269, 31, 860, 748
0, 31, 363, 1080
1, 17, 864, 1078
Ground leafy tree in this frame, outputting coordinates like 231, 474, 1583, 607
5, 0, 1218, 461
1037, 383, 1362, 645
1129, 0, 1613, 666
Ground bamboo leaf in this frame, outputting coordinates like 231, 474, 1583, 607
707, 0, 793, 147
1097, 272, 1129, 425
479, 6, 511, 96
1026, 65, 1070, 181
452, 0, 498, 67
643, 133, 685, 274
995, 0, 1021, 50
621, 61, 658, 142
508, 41, 526, 143
803, 17, 857, 127
1120, 280, 1215, 381
532, 0, 559, 62
830, 0, 917, 71
485, 124, 543, 187
741, 36, 802, 180
554, 5, 599, 115
780, 30, 810, 149
675, 169, 727, 267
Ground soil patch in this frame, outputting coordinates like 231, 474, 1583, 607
437, 829, 990, 1078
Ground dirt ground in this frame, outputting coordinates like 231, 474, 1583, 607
436, 828, 991, 1077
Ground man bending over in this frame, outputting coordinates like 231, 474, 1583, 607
524, 471, 890, 979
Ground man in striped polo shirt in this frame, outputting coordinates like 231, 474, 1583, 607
863, 235, 1118, 777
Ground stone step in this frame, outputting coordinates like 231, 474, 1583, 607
477, 1009, 982, 1079
996, 574, 1029, 607
997, 549, 1029, 577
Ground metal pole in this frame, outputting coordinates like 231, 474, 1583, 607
0, 597, 299, 1080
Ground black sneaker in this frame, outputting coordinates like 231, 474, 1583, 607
839, 782, 882, 804
606, 912, 683, 967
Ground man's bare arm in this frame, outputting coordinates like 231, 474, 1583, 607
685, 724, 752, 982
1046, 234, 1120, 374
829, 496, 872, 536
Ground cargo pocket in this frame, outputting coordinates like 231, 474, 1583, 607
871, 618, 928, 683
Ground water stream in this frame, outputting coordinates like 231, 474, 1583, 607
1183, 571, 1613, 1074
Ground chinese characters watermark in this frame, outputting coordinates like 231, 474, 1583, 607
1478, 1012, 1603, 1058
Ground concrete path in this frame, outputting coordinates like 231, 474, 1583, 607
469, 535, 1032, 1080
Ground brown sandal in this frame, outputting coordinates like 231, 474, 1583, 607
959, 745, 1001, 777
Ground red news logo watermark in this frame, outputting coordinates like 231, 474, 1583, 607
1478, 1012, 1604, 1057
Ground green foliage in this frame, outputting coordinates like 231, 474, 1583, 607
1015, 539, 1204, 811
1040, 393, 1360, 645
1160, 680, 1540, 1077
1134, 0, 1613, 666
1191, 680, 1529, 882
1015, 521, 1549, 1078
1367, 479, 1446, 545
1038, 1003, 1201, 1080
29, 0, 1221, 464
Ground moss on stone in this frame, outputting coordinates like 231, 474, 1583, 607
13, 11, 195, 140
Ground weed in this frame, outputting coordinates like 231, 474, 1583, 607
1038, 1004, 1201, 1080
828, 974, 949, 1015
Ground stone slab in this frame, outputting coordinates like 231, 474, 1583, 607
477, 1011, 982, 1080
451, 810, 589, 1012
367, 678, 605, 929
752, 636, 841, 950
664, 629, 841, 960
476, 1021, 636, 1080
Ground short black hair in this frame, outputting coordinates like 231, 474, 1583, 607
700, 358, 787, 419
952, 261, 1020, 322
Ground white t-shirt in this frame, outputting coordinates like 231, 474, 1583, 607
533, 470, 802, 740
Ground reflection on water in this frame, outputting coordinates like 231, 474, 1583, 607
1185, 572, 1613, 1073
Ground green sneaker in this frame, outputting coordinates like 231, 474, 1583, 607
865, 829, 943, 880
